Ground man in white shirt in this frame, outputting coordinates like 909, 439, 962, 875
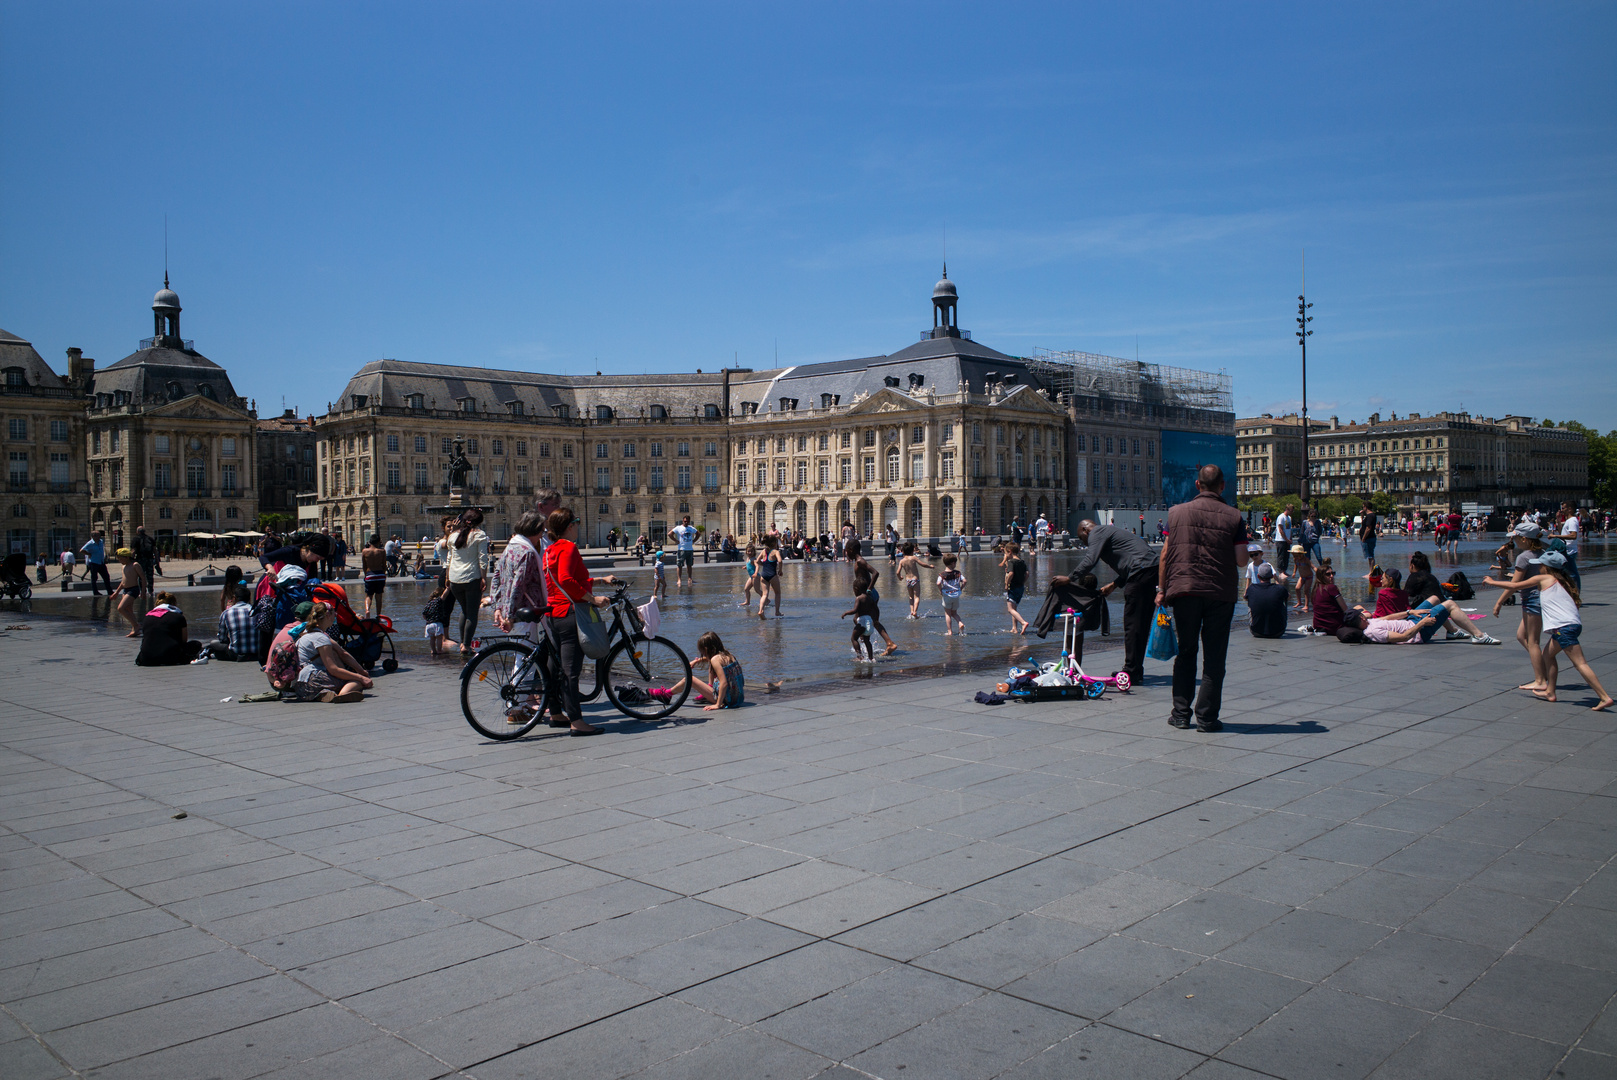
57, 546, 76, 583
1273, 504, 1293, 575
668, 515, 699, 586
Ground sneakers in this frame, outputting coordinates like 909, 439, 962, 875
190, 655, 209, 665
647, 687, 673, 703
1472, 633, 1502, 645
1168, 716, 1192, 729
1196, 720, 1225, 732
1445, 630, 1468, 640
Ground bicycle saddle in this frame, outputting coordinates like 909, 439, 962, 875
512, 607, 543, 623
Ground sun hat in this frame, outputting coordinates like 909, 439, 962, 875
115, 547, 133, 558
1511, 522, 1542, 539
1530, 551, 1568, 569
1290, 544, 1306, 554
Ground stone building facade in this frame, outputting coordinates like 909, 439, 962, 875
315, 275, 1238, 543
1, 329, 89, 558
1234, 413, 1328, 499
256, 410, 319, 523
1236, 410, 1590, 514
81, 284, 259, 549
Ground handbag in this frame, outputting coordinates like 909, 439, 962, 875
1146, 604, 1178, 662
574, 600, 612, 659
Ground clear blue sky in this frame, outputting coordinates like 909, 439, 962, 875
3, 3, 1613, 428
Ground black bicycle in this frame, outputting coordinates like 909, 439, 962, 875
460, 585, 690, 740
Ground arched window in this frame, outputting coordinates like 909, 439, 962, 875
885, 447, 900, 483
908, 498, 922, 537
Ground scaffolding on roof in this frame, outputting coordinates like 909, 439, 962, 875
1026, 348, 1233, 413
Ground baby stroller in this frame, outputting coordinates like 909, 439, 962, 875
1, 552, 32, 611
310, 582, 399, 673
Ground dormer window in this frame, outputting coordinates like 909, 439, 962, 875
650, 404, 668, 420
3, 368, 23, 388
458, 397, 475, 413
507, 400, 524, 416
552, 404, 570, 419
96, 393, 111, 408
114, 391, 130, 406
198, 383, 216, 400
821, 393, 834, 409
351, 394, 369, 409
883, 376, 900, 388
167, 380, 185, 399
703, 404, 720, 420
596, 405, 614, 421
908, 373, 924, 389
742, 401, 758, 415
779, 397, 797, 412
407, 393, 425, 410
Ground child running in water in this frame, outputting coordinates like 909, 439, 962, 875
937, 554, 966, 635
896, 541, 935, 619
1485, 550, 1612, 711
842, 589, 879, 661
655, 631, 745, 711
739, 543, 760, 609
652, 551, 667, 600
849, 542, 898, 655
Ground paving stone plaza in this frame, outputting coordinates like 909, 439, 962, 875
2, 571, 1615, 1080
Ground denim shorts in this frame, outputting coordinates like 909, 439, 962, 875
1550, 624, 1582, 649
1522, 591, 1541, 617
1006, 587, 1025, 606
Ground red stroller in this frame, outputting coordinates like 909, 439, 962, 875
310, 582, 399, 673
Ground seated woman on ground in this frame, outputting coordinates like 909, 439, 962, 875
1311, 563, 1351, 635
135, 592, 204, 666
1367, 568, 1408, 618
655, 631, 745, 711
1379, 595, 1501, 645
294, 601, 374, 702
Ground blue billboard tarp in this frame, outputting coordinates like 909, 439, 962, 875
1161, 431, 1237, 506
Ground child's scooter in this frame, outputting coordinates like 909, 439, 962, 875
1054, 609, 1131, 695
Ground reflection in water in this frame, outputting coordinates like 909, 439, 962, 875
370, 537, 1610, 691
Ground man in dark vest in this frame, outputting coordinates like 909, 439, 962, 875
1063, 518, 1160, 686
1157, 465, 1249, 732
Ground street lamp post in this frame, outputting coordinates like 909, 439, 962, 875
1296, 262, 1314, 507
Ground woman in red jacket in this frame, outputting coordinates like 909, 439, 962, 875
542, 507, 621, 736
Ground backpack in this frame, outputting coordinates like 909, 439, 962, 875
266, 630, 302, 689
1443, 571, 1475, 601
252, 593, 279, 634
422, 595, 450, 623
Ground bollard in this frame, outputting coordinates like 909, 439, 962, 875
187, 574, 196, 587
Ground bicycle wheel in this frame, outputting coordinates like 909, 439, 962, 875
577, 654, 603, 701
602, 636, 691, 721
461, 640, 548, 740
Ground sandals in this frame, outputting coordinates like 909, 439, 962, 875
333, 691, 363, 703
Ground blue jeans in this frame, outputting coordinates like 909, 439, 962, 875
1361, 539, 1376, 564
1566, 552, 1581, 589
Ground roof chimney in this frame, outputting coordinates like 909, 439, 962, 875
1330, 416, 1338, 429
66, 347, 94, 390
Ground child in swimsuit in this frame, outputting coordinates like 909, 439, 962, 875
652, 552, 666, 600
114, 548, 148, 638
657, 630, 746, 710
895, 541, 935, 619
842, 589, 879, 661
937, 554, 966, 636
739, 544, 760, 609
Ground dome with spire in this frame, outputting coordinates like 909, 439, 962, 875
932, 272, 957, 300
153, 280, 181, 311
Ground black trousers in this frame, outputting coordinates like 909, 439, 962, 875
1120, 565, 1159, 682
1273, 542, 1291, 575
543, 615, 584, 723
447, 579, 483, 646
86, 562, 112, 594
1171, 597, 1236, 725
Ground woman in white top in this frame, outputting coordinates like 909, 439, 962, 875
1485, 550, 1610, 711
443, 509, 491, 656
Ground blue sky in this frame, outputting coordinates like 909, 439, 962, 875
3, 3, 1613, 428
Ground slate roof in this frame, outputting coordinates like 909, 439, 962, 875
89, 344, 245, 407
726, 332, 1045, 413
332, 359, 728, 419
0, 329, 71, 389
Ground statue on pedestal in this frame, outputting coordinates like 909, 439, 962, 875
447, 438, 471, 499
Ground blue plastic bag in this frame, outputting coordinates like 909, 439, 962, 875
1146, 604, 1178, 662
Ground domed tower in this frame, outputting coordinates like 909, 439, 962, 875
930, 265, 959, 339
152, 275, 182, 347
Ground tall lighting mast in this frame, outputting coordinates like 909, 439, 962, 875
1296, 255, 1314, 506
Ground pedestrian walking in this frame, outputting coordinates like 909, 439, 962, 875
443, 510, 490, 656
132, 526, 157, 599
1272, 503, 1293, 577
1156, 465, 1249, 732
80, 531, 111, 596
668, 515, 699, 586
1358, 500, 1378, 566
1068, 518, 1160, 686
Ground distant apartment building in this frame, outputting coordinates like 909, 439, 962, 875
1236, 410, 1589, 513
